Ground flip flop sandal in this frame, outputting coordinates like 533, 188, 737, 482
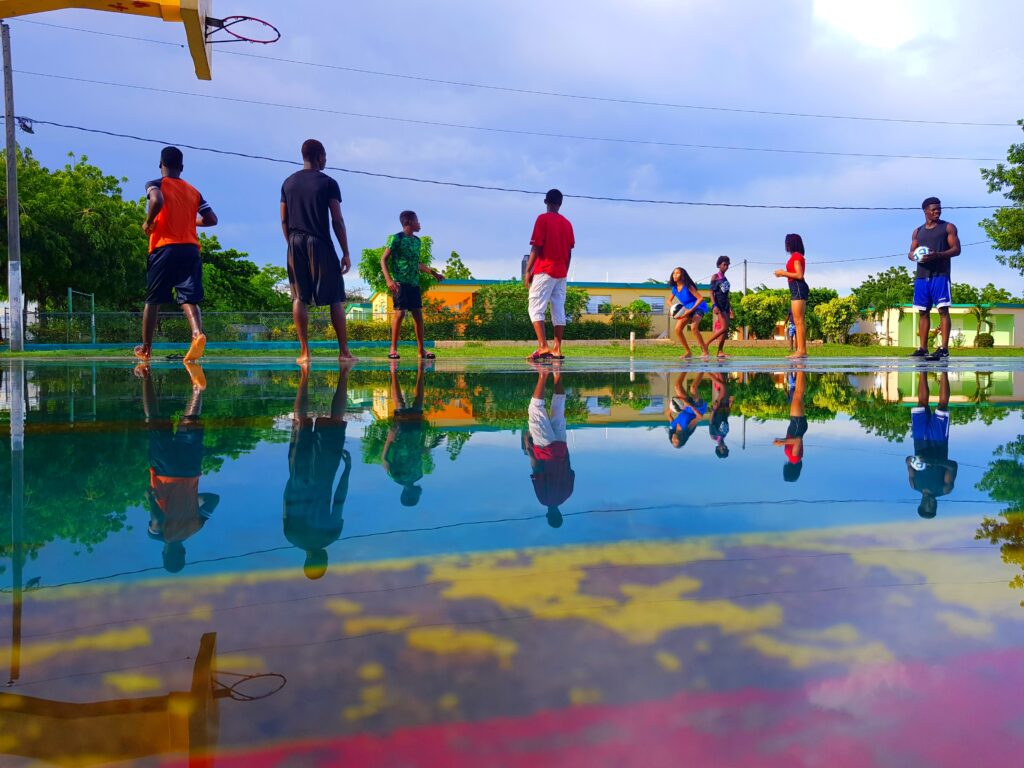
420, 352, 437, 359
387, 352, 401, 360
527, 351, 553, 362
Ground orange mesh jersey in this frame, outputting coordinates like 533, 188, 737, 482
146, 177, 211, 251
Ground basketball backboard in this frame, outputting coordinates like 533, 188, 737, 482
0, 0, 213, 79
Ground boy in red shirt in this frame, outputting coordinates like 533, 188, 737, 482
524, 189, 574, 361
136, 147, 218, 363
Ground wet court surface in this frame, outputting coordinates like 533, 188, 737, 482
2, 359, 1024, 766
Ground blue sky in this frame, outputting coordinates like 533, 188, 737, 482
10, 0, 1024, 295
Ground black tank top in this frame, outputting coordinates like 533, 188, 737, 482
915, 220, 951, 278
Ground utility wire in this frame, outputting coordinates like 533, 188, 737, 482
14, 70, 1003, 163
9, 116, 1003, 211
12, 17, 1019, 129
744, 240, 993, 266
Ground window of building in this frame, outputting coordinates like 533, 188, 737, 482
586, 295, 612, 314
640, 295, 666, 314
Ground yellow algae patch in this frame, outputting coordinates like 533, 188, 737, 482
438, 693, 459, 711
20, 626, 151, 666
358, 663, 385, 682
216, 654, 266, 673
188, 604, 213, 622
849, 550, 1020, 618
344, 616, 416, 635
936, 611, 994, 639
793, 624, 860, 644
343, 685, 388, 721
103, 672, 162, 694
744, 633, 893, 669
569, 687, 603, 706
427, 541, 781, 645
326, 598, 363, 616
655, 651, 682, 672
406, 627, 518, 669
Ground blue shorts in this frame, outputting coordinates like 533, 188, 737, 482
912, 408, 949, 444
913, 276, 952, 313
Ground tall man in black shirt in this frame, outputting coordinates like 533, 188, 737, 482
908, 197, 961, 361
281, 139, 354, 365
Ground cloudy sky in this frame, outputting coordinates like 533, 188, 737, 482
9, 0, 1024, 294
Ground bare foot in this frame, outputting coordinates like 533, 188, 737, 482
133, 345, 151, 361
339, 350, 356, 361
296, 355, 311, 367
184, 362, 207, 392
680, 352, 693, 359
183, 333, 207, 363
787, 352, 808, 359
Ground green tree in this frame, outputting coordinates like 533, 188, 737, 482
738, 289, 788, 339
980, 283, 1014, 303
980, 119, 1024, 275
975, 435, 1024, 598
806, 287, 839, 340
813, 296, 859, 343
951, 282, 980, 305
443, 250, 473, 280
199, 235, 292, 312
358, 236, 439, 295
852, 266, 914, 318
0, 148, 148, 310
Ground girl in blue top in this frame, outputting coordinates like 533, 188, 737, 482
669, 267, 716, 358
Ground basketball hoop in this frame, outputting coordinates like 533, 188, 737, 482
205, 15, 280, 45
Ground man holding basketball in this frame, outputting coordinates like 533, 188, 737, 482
909, 197, 960, 361
281, 139, 353, 365
136, 146, 217, 363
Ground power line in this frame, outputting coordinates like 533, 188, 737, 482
14, 70, 1003, 163
12, 17, 1018, 129
11, 116, 1003, 211
745, 240, 993, 266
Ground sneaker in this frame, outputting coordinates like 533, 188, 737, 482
909, 348, 928, 357
925, 347, 949, 362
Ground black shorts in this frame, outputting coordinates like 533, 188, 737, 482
287, 232, 346, 306
146, 243, 203, 305
789, 279, 810, 302
149, 423, 204, 477
787, 416, 808, 439
394, 283, 423, 311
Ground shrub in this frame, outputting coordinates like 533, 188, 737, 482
813, 296, 860, 344
976, 332, 995, 348
847, 333, 877, 346
951, 332, 967, 349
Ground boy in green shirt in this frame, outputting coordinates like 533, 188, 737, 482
381, 210, 444, 359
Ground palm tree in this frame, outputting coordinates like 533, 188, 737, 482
969, 303, 994, 335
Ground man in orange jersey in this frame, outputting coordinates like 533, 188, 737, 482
139, 364, 219, 574
136, 146, 218, 362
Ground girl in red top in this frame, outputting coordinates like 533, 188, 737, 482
775, 233, 809, 358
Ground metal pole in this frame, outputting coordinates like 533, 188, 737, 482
2, 24, 22, 352
742, 258, 748, 341
67, 287, 72, 344
91, 292, 96, 344
8, 359, 25, 685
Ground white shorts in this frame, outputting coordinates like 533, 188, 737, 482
528, 273, 567, 325
528, 395, 567, 447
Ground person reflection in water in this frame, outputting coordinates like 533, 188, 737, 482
139, 363, 219, 574
907, 371, 957, 519
284, 365, 352, 579
523, 365, 575, 528
667, 372, 708, 450
708, 372, 733, 458
774, 369, 807, 482
382, 359, 430, 506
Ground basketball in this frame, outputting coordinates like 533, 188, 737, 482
913, 246, 930, 262
671, 302, 686, 318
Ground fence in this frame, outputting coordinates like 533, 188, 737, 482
9, 308, 661, 345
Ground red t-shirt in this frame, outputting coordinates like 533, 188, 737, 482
786, 252, 806, 278
146, 177, 210, 252
530, 212, 575, 279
